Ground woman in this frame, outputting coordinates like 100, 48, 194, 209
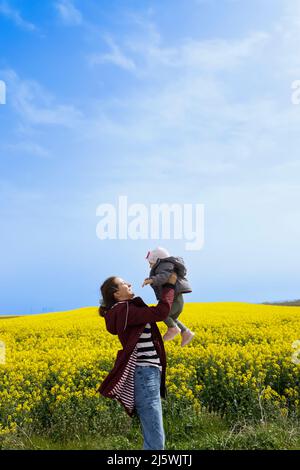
97, 272, 177, 450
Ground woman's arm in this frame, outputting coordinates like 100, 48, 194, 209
126, 278, 176, 326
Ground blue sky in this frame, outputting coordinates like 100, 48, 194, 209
0, 0, 300, 315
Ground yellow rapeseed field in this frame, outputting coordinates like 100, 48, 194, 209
1, 302, 300, 437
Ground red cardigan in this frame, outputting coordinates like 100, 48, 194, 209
97, 283, 175, 416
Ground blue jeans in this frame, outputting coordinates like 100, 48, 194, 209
134, 365, 165, 450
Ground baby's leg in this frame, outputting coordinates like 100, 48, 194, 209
164, 317, 177, 328
168, 294, 188, 332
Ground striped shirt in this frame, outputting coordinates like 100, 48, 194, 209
108, 323, 162, 414
108, 346, 137, 415
136, 323, 162, 371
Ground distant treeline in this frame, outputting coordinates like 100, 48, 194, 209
262, 300, 300, 307
0, 316, 20, 319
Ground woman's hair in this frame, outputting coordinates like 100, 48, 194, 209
99, 276, 119, 317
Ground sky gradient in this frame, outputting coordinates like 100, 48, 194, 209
0, 0, 300, 315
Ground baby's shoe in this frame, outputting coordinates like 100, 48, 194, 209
163, 326, 181, 342
181, 330, 195, 347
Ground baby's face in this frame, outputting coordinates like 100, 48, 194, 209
149, 261, 155, 268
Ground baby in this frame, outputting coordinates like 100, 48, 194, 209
142, 247, 195, 347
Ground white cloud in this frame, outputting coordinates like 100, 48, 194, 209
55, 0, 82, 26
88, 12, 269, 76
82, 15, 275, 180
0, 1, 37, 31
1, 68, 83, 128
3, 3, 300, 190
125, 30, 270, 73
3, 141, 50, 158
172, 32, 270, 70
73, 4, 300, 195
88, 35, 137, 71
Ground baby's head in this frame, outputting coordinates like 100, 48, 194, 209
145, 247, 170, 267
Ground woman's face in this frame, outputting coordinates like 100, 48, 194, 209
113, 277, 134, 301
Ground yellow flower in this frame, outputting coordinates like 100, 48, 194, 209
0, 302, 300, 428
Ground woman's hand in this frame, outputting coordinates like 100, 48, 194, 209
142, 278, 153, 287
167, 272, 177, 285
